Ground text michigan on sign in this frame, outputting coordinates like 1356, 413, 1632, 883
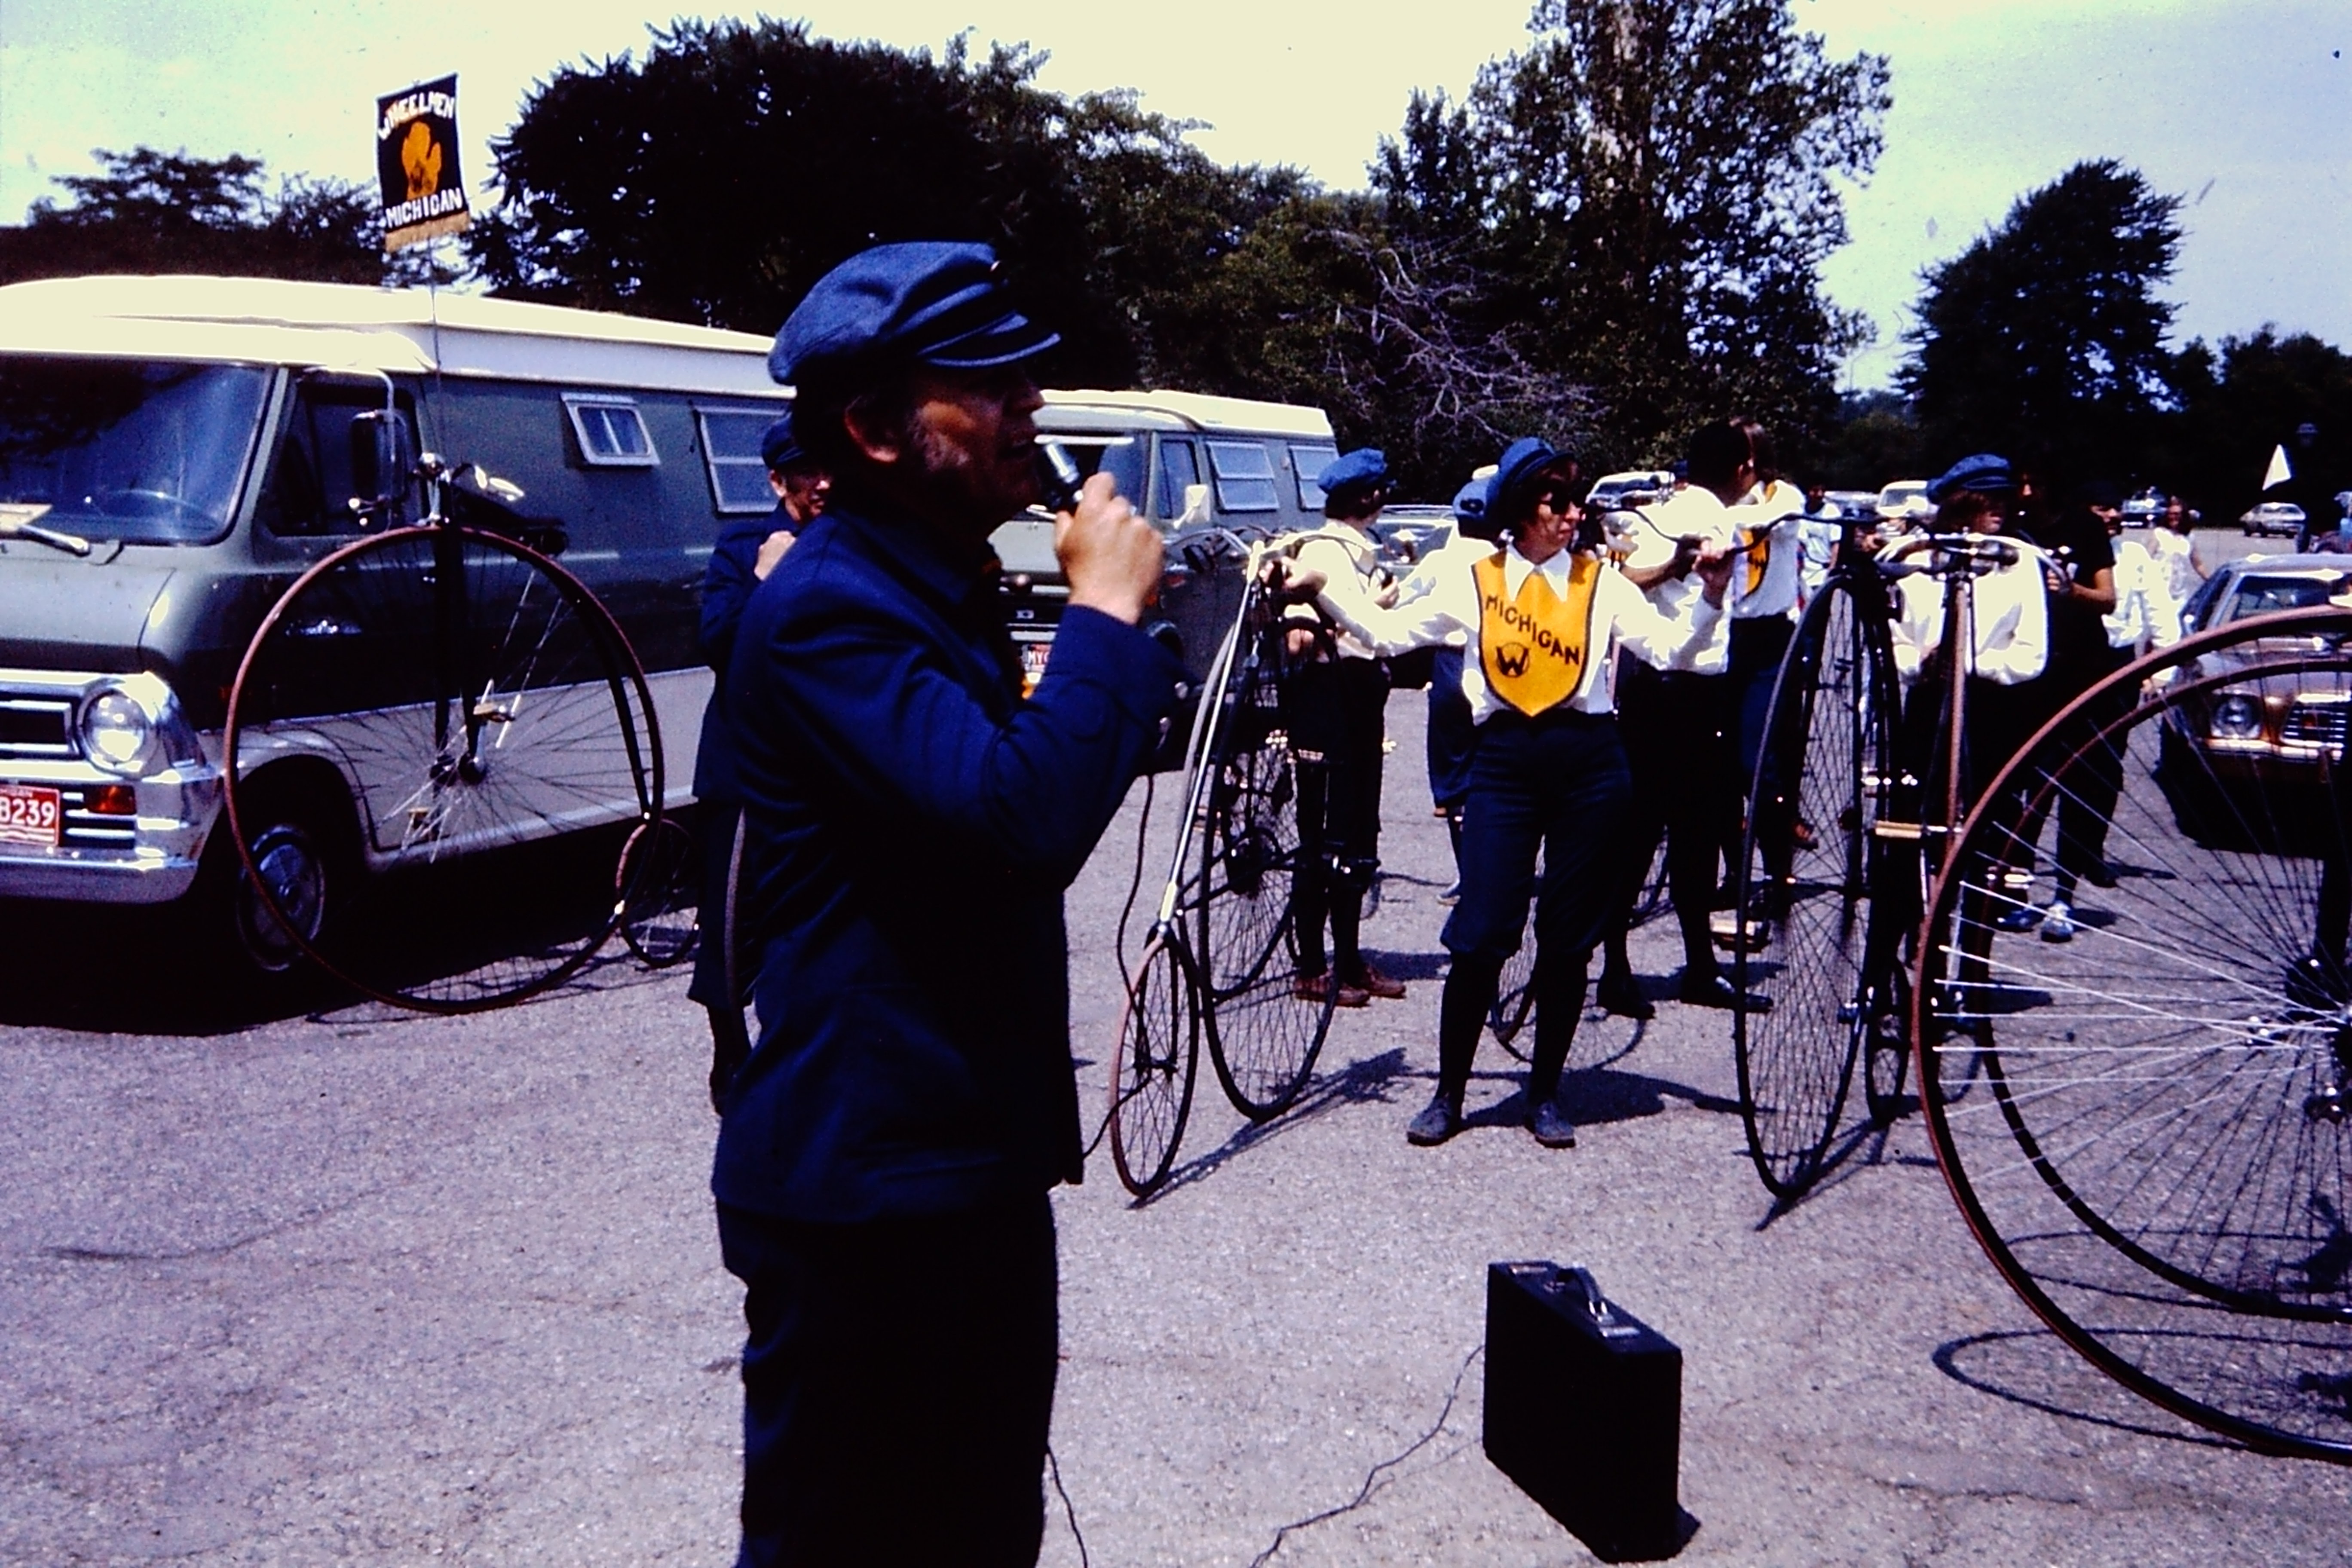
376, 74, 470, 252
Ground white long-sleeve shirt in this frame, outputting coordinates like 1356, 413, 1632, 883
1724, 479, 1808, 622
1287, 523, 1390, 661
2106, 534, 2184, 653
1312, 541, 1728, 723
1886, 542, 2050, 686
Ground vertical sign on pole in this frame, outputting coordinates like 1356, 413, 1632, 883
377, 76, 471, 253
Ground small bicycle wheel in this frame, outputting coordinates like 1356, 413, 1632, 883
616, 814, 698, 968
1197, 600, 1334, 1119
1489, 939, 1537, 1059
1733, 576, 1898, 1196
1486, 848, 1544, 1060
1110, 929, 1203, 1197
224, 525, 660, 1013
1920, 608, 2352, 1460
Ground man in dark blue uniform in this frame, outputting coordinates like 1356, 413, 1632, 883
690, 418, 830, 1112
715, 242, 1179, 1566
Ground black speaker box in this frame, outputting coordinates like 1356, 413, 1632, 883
1483, 1260, 1685, 1562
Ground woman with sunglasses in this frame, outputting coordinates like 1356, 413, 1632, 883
1299, 438, 1735, 1148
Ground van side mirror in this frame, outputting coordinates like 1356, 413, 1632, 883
1176, 482, 1212, 530
348, 408, 417, 526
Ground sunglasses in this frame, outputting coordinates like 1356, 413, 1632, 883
1534, 484, 1583, 513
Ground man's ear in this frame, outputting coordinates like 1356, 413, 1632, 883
842, 396, 903, 467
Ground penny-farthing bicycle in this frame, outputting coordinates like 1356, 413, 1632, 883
1919, 605, 2352, 1461
1110, 536, 1338, 1196
223, 441, 662, 1014
1730, 524, 2018, 1196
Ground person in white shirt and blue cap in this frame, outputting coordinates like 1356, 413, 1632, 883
1302, 436, 1736, 1148
1282, 447, 1410, 1006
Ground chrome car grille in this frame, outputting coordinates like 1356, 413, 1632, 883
0, 695, 74, 761
2282, 701, 2349, 755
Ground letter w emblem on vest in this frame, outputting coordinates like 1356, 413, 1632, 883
1474, 553, 1600, 718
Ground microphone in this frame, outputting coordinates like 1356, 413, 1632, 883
1035, 440, 1086, 513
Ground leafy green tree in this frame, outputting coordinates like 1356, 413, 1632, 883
1372, 0, 1890, 474
472, 20, 1149, 381
0, 146, 390, 285
1820, 389, 1925, 491
2163, 329, 2352, 521
1900, 159, 2182, 487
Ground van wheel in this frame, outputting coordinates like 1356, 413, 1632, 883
231, 819, 330, 973
190, 782, 348, 995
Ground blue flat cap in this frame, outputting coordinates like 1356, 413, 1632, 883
1317, 447, 1389, 496
1928, 453, 2015, 504
760, 415, 805, 471
769, 241, 1060, 386
1485, 437, 1573, 520
1452, 478, 1488, 525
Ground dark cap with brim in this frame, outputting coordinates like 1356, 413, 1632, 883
760, 415, 806, 472
1485, 436, 1573, 521
769, 241, 1060, 387
1928, 453, 2016, 504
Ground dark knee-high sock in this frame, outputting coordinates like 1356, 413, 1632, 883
1527, 947, 1589, 1104
1330, 888, 1365, 977
1437, 953, 1504, 1110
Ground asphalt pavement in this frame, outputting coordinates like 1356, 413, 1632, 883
4, 524, 2348, 1565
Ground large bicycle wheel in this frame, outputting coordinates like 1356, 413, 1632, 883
1732, 576, 1899, 1196
1110, 928, 1203, 1197
224, 525, 660, 1013
1920, 608, 2352, 1460
1197, 599, 1334, 1118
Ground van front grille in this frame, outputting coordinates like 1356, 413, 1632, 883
0, 696, 74, 761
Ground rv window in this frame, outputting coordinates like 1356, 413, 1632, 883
696, 407, 787, 514
1046, 437, 1144, 507
564, 395, 658, 468
258, 378, 417, 537
1156, 439, 1200, 521
1207, 440, 1278, 513
1290, 444, 1339, 510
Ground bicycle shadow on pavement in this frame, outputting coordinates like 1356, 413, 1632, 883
1136, 1047, 1415, 1207
1932, 1328, 2242, 1454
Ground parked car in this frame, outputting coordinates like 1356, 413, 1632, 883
2156, 554, 2352, 854
986, 388, 1336, 704
1586, 470, 1676, 512
1369, 504, 1455, 571
1876, 479, 1934, 526
2241, 501, 2308, 538
1819, 489, 1882, 522
2121, 487, 2166, 528
0, 273, 798, 980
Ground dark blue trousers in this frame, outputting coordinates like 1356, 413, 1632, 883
1442, 709, 1632, 963
717, 1193, 1059, 1567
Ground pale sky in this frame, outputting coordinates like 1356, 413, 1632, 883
0, 0, 2344, 389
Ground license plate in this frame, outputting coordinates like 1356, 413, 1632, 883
0, 783, 61, 848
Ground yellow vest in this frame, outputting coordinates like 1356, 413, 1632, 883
1473, 551, 1602, 717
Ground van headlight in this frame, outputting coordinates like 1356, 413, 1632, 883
80, 687, 157, 775
2209, 693, 2263, 741
77, 674, 199, 778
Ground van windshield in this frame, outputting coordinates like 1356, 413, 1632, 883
0, 356, 270, 545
